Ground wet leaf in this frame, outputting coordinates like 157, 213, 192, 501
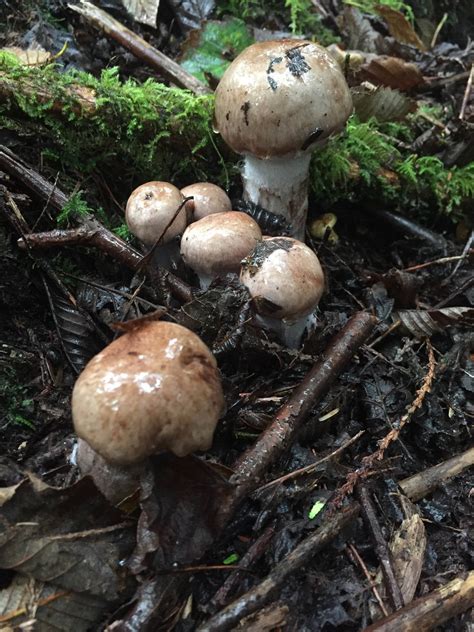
0, 573, 107, 631
0, 476, 136, 601
376, 5, 427, 51
396, 307, 474, 338
352, 85, 417, 122
180, 19, 253, 84
129, 454, 232, 573
120, 0, 160, 27
342, 7, 384, 53
43, 278, 104, 374
167, 0, 216, 30
360, 55, 424, 90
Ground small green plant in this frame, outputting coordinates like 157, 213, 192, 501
0, 369, 35, 430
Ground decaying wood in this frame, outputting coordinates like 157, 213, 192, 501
198, 504, 360, 632
399, 446, 474, 502
69, 0, 211, 96
364, 571, 474, 632
369, 497, 426, 621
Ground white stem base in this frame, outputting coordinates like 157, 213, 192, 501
242, 154, 311, 240
255, 311, 317, 348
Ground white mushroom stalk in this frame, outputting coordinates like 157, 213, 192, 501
240, 237, 325, 348
214, 40, 353, 240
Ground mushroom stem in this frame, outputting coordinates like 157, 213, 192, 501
255, 311, 317, 348
242, 153, 311, 240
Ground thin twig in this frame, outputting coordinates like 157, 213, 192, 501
347, 544, 389, 618
402, 252, 473, 272
459, 63, 473, 120
69, 1, 210, 96
255, 431, 365, 493
357, 485, 404, 611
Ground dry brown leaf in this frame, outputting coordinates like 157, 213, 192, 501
1, 46, 51, 66
351, 84, 417, 121
376, 5, 427, 51
361, 55, 424, 91
396, 306, 474, 338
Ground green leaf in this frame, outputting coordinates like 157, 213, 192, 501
308, 499, 326, 520
181, 19, 253, 84
223, 552, 239, 565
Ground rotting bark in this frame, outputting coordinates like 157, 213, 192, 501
69, 1, 211, 96
0, 146, 194, 303
399, 446, 474, 502
221, 311, 377, 518
363, 571, 474, 632
198, 504, 360, 632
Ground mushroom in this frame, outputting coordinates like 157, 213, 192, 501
180, 211, 262, 289
125, 181, 187, 268
72, 321, 225, 465
240, 237, 325, 348
181, 182, 232, 223
214, 40, 353, 239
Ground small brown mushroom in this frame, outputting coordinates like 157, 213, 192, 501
180, 211, 262, 289
214, 40, 353, 239
240, 236, 325, 347
72, 321, 225, 465
181, 182, 232, 222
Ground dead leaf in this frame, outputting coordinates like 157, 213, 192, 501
376, 5, 427, 51
342, 7, 384, 53
167, 0, 216, 30
129, 454, 232, 573
0, 477, 136, 601
1, 47, 51, 66
232, 602, 289, 631
396, 307, 474, 338
0, 574, 107, 631
351, 84, 417, 121
120, 0, 160, 27
360, 55, 424, 91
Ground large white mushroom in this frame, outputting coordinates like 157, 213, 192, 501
72, 321, 225, 465
214, 40, 353, 239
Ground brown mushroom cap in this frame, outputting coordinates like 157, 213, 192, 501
181, 211, 262, 279
125, 181, 186, 246
181, 183, 232, 222
72, 321, 225, 465
240, 237, 324, 319
214, 40, 353, 159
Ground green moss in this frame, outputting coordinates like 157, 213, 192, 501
0, 54, 218, 186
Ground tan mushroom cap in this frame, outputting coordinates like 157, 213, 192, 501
214, 40, 353, 159
240, 237, 324, 319
72, 321, 225, 465
181, 211, 262, 278
181, 183, 232, 222
125, 181, 186, 246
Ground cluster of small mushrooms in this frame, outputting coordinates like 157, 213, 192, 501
72, 39, 353, 499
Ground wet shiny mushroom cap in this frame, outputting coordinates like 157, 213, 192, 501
181, 211, 262, 279
240, 237, 325, 320
125, 181, 186, 246
214, 40, 353, 159
72, 321, 225, 465
181, 182, 232, 222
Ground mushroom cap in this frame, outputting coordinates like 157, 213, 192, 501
125, 181, 186, 246
240, 237, 325, 319
181, 211, 262, 279
181, 183, 232, 222
72, 321, 225, 465
214, 40, 353, 159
